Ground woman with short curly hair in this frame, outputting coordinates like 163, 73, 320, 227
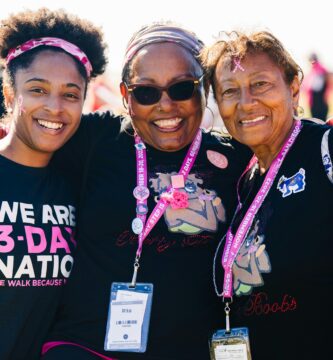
201, 30, 333, 359
0, 8, 107, 359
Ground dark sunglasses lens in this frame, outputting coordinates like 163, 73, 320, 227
169, 81, 195, 101
132, 86, 161, 105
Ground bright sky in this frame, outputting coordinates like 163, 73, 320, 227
2, 0, 332, 80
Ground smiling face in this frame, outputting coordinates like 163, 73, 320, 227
3, 49, 85, 165
214, 52, 300, 154
125, 42, 205, 152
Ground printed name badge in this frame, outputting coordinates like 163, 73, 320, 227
104, 282, 153, 353
210, 328, 252, 360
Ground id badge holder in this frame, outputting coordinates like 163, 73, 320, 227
104, 282, 153, 353
210, 327, 251, 360
210, 301, 251, 360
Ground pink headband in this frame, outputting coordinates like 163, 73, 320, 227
6, 37, 92, 77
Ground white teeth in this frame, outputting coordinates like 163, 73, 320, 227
241, 116, 265, 124
37, 119, 64, 130
154, 118, 182, 128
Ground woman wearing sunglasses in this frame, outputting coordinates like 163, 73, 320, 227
42, 23, 250, 360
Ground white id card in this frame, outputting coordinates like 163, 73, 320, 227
104, 282, 153, 353
214, 343, 247, 360
210, 327, 251, 360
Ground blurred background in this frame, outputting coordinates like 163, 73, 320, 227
2, 0, 333, 126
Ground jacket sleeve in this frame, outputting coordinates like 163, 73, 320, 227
50, 111, 122, 185
321, 127, 333, 184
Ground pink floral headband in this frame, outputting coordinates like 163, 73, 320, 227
6, 37, 92, 77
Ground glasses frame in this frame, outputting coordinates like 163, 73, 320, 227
125, 74, 205, 106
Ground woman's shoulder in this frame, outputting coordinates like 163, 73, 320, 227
203, 128, 251, 154
202, 128, 252, 172
301, 117, 330, 129
52, 111, 125, 172
300, 118, 332, 141
81, 110, 121, 121
80, 110, 124, 138
299, 118, 333, 185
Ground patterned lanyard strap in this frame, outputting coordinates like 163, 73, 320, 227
217, 119, 302, 299
130, 129, 203, 286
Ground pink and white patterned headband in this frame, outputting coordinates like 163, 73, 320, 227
6, 37, 92, 77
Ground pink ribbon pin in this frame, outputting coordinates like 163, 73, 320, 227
232, 58, 245, 73
18, 95, 25, 116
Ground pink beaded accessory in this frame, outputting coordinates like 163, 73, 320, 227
6, 37, 92, 77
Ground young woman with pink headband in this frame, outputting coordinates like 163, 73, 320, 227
0, 8, 107, 359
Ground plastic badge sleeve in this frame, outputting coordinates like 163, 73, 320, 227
104, 282, 153, 353
210, 327, 252, 360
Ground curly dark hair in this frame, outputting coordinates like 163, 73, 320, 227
200, 30, 303, 99
0, 7, 108, 88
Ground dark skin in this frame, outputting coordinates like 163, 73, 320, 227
1, 50, 85, 167
214, 52, 300, 173
121, 42, 206, 152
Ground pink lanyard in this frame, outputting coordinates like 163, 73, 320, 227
130, 129, 202, 286
221, 120, 302, 299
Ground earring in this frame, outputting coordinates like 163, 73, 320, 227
294, 105, 304, 119
122, 97, 128, 110
201, 105, 215, 132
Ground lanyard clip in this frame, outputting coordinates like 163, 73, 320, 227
222, 296, 232, 334
130, 256, 140, 288
222, 295, 233, 304
224, 301, 231, 334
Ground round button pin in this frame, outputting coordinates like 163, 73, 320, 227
132, 217, 144, 235
133, 186, 150, 201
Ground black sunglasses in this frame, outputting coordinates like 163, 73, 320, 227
125, 75, 204, 106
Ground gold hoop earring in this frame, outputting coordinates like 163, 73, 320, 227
294, 105, 304, 118
122, 97, 128, 110
202, 105, 215, 132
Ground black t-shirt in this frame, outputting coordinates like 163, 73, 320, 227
0, 155, 77, 360
48, 111, 251, 359
214, 120, 333, 359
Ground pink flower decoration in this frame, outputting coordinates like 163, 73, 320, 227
161, 189, 189, 209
